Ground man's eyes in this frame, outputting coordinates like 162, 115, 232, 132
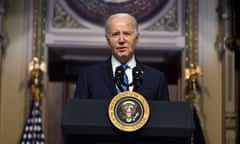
124, 32, 132, 35
111, 33, 119, 36
109, 32, 133, 37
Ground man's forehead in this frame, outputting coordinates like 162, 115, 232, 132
109, 22, 134, 30
109, 16, 133, 24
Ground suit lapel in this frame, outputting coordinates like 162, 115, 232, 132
101, 57, 118, 97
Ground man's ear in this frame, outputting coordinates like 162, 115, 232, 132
135, 33, 140, 43
106, 35, 110, 44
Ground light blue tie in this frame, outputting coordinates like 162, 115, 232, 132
122, 64, 129, 91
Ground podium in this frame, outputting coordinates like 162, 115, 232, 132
61, 99, 195, 144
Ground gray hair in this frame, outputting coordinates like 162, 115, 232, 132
105, 13, 139, 35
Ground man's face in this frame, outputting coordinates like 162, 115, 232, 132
106, 16, 139, 63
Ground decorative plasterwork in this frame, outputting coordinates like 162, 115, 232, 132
45, 0, 185, 49
52, 2, 83, 28
53, 0, 178, 32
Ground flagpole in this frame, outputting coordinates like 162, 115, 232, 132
19, 0, 47, 143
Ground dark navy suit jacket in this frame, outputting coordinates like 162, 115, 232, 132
74, 57, 169, 101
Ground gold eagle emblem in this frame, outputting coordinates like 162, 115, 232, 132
120, 101, 139, 122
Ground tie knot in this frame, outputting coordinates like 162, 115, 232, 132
121, 64, 128, 71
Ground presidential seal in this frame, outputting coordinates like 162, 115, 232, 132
108, 91, 150, 132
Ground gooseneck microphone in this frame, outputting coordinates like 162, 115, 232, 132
114, 66, 125, 92
114, 65, 144, 92
132, 66, 144, 91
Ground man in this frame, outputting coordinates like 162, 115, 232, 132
74, 13, 169, 101
72, 13, 204, 144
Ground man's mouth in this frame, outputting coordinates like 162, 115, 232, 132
117, 47, 127, 50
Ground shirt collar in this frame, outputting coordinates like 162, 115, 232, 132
111, 55, 136, 71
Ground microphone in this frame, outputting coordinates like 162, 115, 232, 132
132, 66, 143, 91
114, 66, 125, 92
114, 66, 124, 86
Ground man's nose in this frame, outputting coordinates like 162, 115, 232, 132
118, 34, 126, 42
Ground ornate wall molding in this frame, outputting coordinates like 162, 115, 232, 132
216, 0, 237, 143
45, 0, 185, 50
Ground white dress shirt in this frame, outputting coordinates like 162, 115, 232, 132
111, 55, 136, 91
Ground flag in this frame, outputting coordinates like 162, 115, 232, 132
19, 99, 45, 144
